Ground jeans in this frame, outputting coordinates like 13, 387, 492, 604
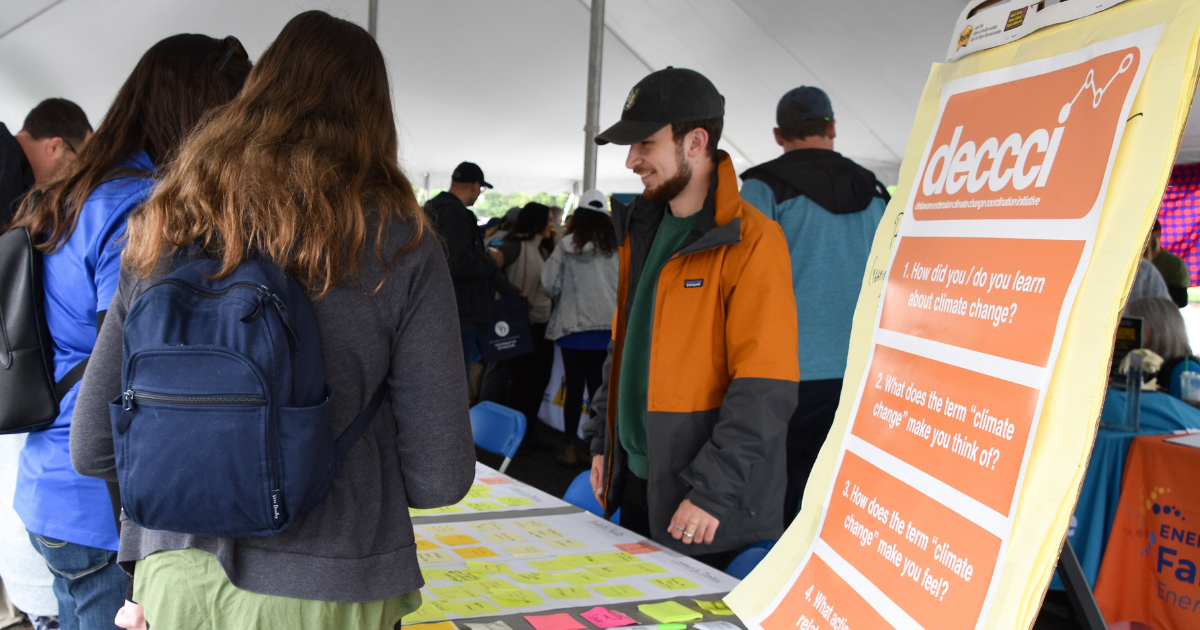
28, 533, 124, 630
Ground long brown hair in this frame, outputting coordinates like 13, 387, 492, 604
9, 34, 251, 251
125, 11, 425, 297
567, 208, 617, 256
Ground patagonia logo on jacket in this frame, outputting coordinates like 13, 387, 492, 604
684, 279, 703, 288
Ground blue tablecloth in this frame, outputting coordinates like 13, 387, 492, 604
1051, 389, 1200, 590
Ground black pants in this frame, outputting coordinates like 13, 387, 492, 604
559, 347, 606, 439
621, 465, 740, 571
506, 323, 554, 441
785, 378, 843, 527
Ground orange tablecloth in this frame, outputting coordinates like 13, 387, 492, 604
1095, 434, 1200, 629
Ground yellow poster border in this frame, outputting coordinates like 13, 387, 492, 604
727, 0, 1200, 628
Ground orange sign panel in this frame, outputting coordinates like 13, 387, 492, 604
821, 452, 1001, 630
761, 555, 892, 630
879, 236, 1086, 366
912, 48, 1140, 221
852, 345, 1039, 515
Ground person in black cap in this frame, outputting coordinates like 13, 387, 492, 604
424, 162, 503, 374
739, 86, 890, 527
583, 67, 799, 569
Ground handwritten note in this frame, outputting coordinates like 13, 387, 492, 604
593, 584, 644, 598
648, 576, 700, 590
580, 606, 637, 629
543, 586, 590, 599
437, 535, 479, 546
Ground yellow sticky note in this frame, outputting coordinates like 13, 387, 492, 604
483, 532, 524, 543
467, 522, 507, 532
464, 502, 504, 511
490, 588, 542, 604
408, 622, 458, 630
429, 586, 478, 601
585, 564, 645, 578
401, 603, 448, 623
416, 539, 440, 550
444, 570, 485, 583
594, 584, 644, 598
436, 535, 480, 546
421, 567, 448, 581
453, 547, 498, 559
542, 586, 590, 600
510, 571, 559, 585
648, 577, 700, 590
693, 599, 735, 616
631, 562, 668, 574
502, 544, 545, 557
511, 519, 549, 530
465, 561, 510, 574
417, 551, 457, 564
543, 538, 586, 550
559, 571, 606, 586
594, 552, 640, 564
524, 528, 568, 539
497, 496, 535, 506
638, 601, 702, 623
447, 600, 502, 617
464, 484, 493, 499
426, 505, 464, 514
527, 559, 574, 572
425, 525, 466, 537
409, 508, 432, 516
561, 554, 607, 567
464, 579, 511, 594
489, 596, 536, 610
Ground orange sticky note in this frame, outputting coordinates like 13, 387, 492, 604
453, 546, 499, 559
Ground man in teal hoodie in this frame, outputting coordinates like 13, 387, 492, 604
740, 86, 889, 526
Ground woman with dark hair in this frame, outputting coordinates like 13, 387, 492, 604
70, 11, 473, 629
6, 34, 250, 630
499, 202, 557, 442
541, 192, 619, 465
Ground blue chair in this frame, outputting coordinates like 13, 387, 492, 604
469, 402, 526, 474
724, 540, 777, 579
562, 470, 621, 524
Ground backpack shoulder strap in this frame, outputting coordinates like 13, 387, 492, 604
333, 380, 388, 468
54, 357, 89, 401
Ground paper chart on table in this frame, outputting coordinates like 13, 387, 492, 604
403, 511, 739, 622
409, 462, 572, 517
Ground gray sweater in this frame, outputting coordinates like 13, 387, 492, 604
70, 219, 476, 603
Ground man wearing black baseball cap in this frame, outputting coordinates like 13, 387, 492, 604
740, 86, 890, 527
424, 162, 502, 374
583, 68, 799, 568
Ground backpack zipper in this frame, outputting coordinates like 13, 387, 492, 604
122, 390, 267, 410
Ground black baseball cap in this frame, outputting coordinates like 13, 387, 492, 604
451, 162, 492, 189
777, 86, 834, 126
595, 67, 724, 145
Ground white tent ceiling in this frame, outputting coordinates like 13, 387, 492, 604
2, 1, 1197, 195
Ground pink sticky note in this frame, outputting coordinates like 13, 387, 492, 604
581, 607, 637, 629
479, 477, 511, 485
524, 613, 585, 630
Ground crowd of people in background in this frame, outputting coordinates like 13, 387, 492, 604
0, 8, 1196, 630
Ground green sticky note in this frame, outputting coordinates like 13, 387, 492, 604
465, 501, 504, 511
648, 576, 700, 590
447, 600, 502, 617
421, 568, 448, 581
444, 570, 485, 583
542, 586, 591, 600
463, 579, 511, 595
559, 571, 605, 586
592, 552, 640, 564
464, 484, 493, 499
429, 586, 478, 601
593, 585, 644, 598
585, 564, 645, 578
693, 599, 735, 616
510, 571, 559, 585
527, 559, 574, 572
631, 562, 668, 574
466, 561, 511, 574
561, 554, 607, 567
498, 496, 535, 506
489, 589, 542, 604
638, 601, 702, 623
402, 601, 447, 622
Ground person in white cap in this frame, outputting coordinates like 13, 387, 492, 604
541, 191, 620, 465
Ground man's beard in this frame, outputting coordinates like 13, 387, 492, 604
642, 145, 692, 203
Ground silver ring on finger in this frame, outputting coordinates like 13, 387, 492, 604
684, 531, 695, 538
673, 525, 686, 532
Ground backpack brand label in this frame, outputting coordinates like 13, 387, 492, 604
271, 489, 282, 523
684, 279, 703, 288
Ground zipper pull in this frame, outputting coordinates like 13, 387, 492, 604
123, 390, 135, 411
117, 390, 136, 435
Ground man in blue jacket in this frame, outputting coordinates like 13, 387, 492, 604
740, 87, 888, 526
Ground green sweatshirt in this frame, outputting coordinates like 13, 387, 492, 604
617, 209, 696, 479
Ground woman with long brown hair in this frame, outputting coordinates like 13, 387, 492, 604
71, 11, 474, 629
6, 34, 249, 630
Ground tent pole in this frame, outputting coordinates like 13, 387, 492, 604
582, 0, 605, 191
368, 0, 378, 39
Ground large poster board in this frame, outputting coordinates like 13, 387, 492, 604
727, 1, 1200, 628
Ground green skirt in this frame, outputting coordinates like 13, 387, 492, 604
135, 548, 421, 630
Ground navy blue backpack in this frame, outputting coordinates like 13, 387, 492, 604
111, 258, 383, 537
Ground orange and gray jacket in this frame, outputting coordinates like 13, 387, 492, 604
582, 153, 800, 555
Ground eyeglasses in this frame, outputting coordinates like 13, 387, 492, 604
216, 36, 248, 73
61, 137, 77, 154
